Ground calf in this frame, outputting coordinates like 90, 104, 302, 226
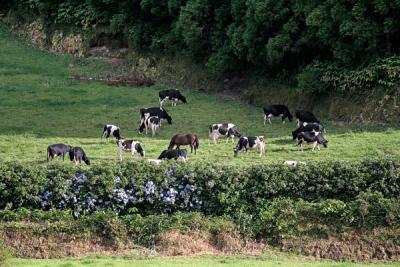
263, 105, 293, 124
209, 123, 241, 144
158, 149, 188, 161
102, 124, 122, 140
234, 136, 265, 157
139, 107, 172, 129
295, 111, 320, 126
292, 123, 325, 140
47, 144, 72, 161
69, 147, 90, 165
159, 89, 187, 107
295, 132, 328, 151
139, 114, 161, 137
117, 139, 145, 160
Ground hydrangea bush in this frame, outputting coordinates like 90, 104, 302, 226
0, 159, 399, 218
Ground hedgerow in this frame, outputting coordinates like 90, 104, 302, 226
0, 159, 399, 222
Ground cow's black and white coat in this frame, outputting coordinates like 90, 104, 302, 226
295, 111, 320, 127
102, 124, 122, 140
139, 107, 172, 130
209, 123, 241, 144
295, 131, 328, 151
292, 123, 325, 140
233, 136, 265, 157
69, 147, 90, 165
117, 139, 145, 161
47, 144, 72, 161
263, 105, 293, 124
139, 114, 161, 137
159, 89, 187, 107
158, 149, 187, 161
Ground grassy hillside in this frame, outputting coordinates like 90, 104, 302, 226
0, 26, 399, 165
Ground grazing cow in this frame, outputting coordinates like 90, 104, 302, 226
209, 123, 241, 144
295, 132, 328, 151
295, 111, 320, 126
139, 115, 161, 137
102, 124, 122, 140
69, 147, 90, 165
233, 136, 265, 157
263, 105, 293, 124
159, 89, 187, 107
292, 123, 325, 140
139, 107, 172, 129
117, 139, 145, 159
47, 144, 72, 161
168, 133, 199, 154
158, 149, 188, 161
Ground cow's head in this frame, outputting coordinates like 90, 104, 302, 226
164, 112, 172, 124
136, 143, 145, 157
83, 156, 91, 165
233, 147, 239, 157
180, 95, 187, 104
139, 120, 146, 133
230, 127, 241, 138
287, 112, 293, 122
291, 131, 297, 140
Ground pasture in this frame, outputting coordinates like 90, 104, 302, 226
0, 26, 399, 165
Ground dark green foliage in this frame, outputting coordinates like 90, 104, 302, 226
3, 0, 400, 93
0, 160, 399, 222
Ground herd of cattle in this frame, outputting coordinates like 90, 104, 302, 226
46, 89, 328, 165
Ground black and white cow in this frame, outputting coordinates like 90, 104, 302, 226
209, 123, 241, 144
117, 139, 145, 159
295, 111, 320, 126
291, 123, 325, 140
139, 115, 161, 137
159, 89, 187, 107
139, 107, 172, 130
295, 132, 328, 151
158, 149, 187, 161
233, 136, 265, 157
69, 147, 90, 165
47, 144, 73, 161
263, 105, 293, 124
101, 124, 122, 140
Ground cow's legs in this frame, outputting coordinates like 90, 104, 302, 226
312, 141, 318, 151
264, 115, 267, 125
190, 145, 193, 153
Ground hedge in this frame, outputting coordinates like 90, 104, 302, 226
0, 159, 399, 219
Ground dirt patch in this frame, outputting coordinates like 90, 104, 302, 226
281, 235, 400, 262
156, 230, 266, 256
70, 72, 154, 87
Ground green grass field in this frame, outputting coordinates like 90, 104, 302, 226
0, 26, 399, 165
10, 256, 400, 267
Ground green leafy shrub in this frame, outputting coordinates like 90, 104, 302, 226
0, 159, 399, 219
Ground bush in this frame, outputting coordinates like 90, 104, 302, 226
0, 159, 399, 219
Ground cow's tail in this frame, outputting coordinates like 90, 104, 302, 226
194, 135, 200, 149
209, 125, 212, 134
47, 147, 50, 162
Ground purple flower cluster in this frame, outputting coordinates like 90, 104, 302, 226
39, 171, 204, 216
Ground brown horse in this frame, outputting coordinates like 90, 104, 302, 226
168, 134, 200, 154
